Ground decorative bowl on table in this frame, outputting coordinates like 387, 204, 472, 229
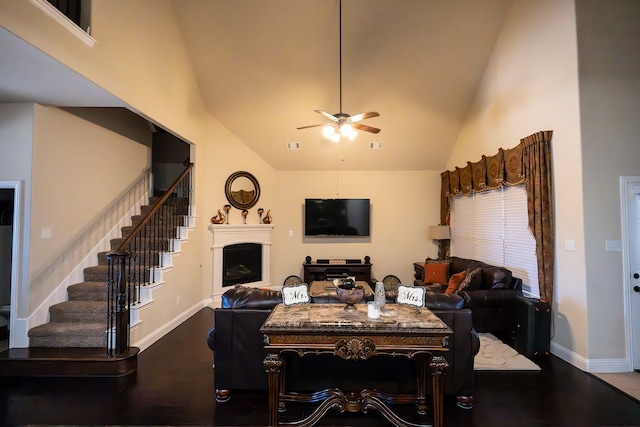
336, 284, 365, 311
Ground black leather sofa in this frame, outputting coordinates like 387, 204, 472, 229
207, 285, 481, 409
413, 256, 523, 334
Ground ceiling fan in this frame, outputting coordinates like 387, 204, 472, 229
297, 0, 381, 142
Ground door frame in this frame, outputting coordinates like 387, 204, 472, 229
620, 176, 640, 371
0, 180, 22, 349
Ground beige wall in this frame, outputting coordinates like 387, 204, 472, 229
196, 115, 277, 300
0, 103, 35, 317
576, 0, 640, 362
449, 0, 588, 358
271, 170, 441, 286
29, 105, 150, 312
0, 1, 278, 318
0, 0, 207, 149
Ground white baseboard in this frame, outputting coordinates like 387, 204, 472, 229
132, 300, 210, 353
550, 340, 632, 373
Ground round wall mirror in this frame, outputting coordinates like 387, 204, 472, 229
225, 171, 260, 210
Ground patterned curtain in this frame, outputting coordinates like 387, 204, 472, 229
440, 130, 554, 303
522, 131, 554, 303
440, 170, 451, 258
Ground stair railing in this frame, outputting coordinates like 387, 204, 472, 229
106, 162, 193, 357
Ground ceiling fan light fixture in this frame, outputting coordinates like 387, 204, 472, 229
323, 124, 336, 138
296, 0, 381, 139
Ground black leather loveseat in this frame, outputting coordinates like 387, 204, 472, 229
414, 256, 523, 334
207, 285, 480, 409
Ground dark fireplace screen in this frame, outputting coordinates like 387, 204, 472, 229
222, 243, 262, 287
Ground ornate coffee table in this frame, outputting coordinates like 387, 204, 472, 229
260, 303, 452, 427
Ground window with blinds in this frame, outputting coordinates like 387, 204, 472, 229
450, 185, 539, 298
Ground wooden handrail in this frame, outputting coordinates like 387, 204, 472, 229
110, 162, 193, 255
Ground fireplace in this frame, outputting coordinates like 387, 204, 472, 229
209, 224, 274, 301
223, 243, 261, 287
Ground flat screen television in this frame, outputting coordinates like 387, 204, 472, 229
304, 198, 370, 237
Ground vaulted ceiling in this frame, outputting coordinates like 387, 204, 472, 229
171, 0, 512, 171
0, 0, 513, 171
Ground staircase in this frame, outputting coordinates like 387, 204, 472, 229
0, 198, 188, 377
27, 203, 170, 348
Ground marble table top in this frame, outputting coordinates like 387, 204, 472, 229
261, 303, 452, 335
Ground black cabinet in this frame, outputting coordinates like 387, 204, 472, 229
511, 295, 551, 359
303, 259, 372, 284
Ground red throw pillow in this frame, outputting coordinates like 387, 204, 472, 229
423, 263, 448, 284
445, 271, 466, 295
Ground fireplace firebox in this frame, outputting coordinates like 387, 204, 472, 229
222, 243, 262, 287
209, 223, 274, 302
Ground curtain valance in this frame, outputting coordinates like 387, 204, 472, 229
440, 130, 554, 303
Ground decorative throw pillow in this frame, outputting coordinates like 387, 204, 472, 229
445, 271, 466, 295
423, 262, 449, 284
457, 267, 483, 292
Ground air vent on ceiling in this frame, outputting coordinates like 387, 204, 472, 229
369, 141, 383, 150
287, 141, 301, 150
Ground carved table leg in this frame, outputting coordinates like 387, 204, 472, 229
415, 354, 427, 415
278, 353, 287, 413
264, 352, 283, 426
430, 355, 448, 427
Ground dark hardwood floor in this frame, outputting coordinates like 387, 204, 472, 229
1, 307, 639, 426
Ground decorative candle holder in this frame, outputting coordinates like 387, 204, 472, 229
223, 204, 231, 224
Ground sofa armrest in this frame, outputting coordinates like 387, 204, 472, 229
206, 326, 215, 351
471, 328, 480, 356
457, 289, 522, 309
425, 291, 464, 310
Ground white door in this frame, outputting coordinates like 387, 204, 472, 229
621, 177, 640, 371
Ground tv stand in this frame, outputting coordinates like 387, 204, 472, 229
303, 257, 372, 284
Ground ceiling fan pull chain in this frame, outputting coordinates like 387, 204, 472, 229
295, 0, 381, 136
339, 0, 343, 114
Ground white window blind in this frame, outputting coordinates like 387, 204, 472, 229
450, 185, 539, 298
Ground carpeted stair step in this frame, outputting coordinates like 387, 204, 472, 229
28, 322, 107, 347
97, 250, 161, 266
130, 214, 180, 228
49, 301, 107, 323
83, 265, 152, 282
140, 204, 176, 217
110, 237, 170, 252
82, 265, 110, 282
120, 225, 176, 239
67, 281, 108, 301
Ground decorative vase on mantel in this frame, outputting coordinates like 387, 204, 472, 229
262, 210, 272, 224
211, 209, 225, 224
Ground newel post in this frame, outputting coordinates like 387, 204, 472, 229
106, 251, 131, 357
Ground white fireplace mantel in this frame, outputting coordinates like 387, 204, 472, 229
209, 224, 275, 302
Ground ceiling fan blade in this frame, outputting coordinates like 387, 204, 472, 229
350, 111, 380, 122
352, 123, 381, 134
314, 110, 339, 122
297, 124, 324, 130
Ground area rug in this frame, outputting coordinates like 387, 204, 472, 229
474, 333, 541, 371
